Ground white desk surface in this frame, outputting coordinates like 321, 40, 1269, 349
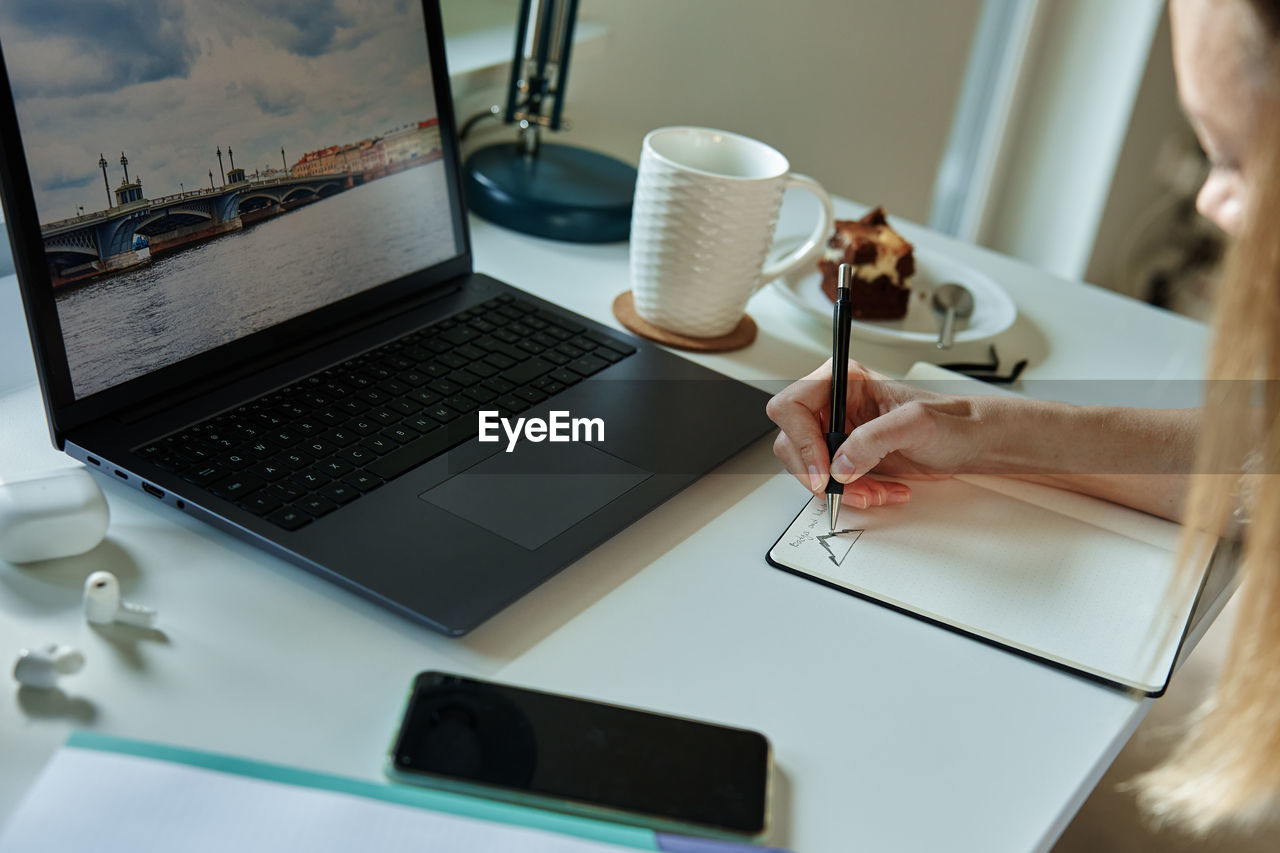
0, 194, 1215, 853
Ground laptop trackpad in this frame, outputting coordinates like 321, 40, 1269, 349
420, 443, 652, 550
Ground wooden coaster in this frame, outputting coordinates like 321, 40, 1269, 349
612, 291, 757, 353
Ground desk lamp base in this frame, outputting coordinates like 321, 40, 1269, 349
464, 142, 636, 243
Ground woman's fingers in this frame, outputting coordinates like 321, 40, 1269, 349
840, 478, 912, 509
774, 432, 823, 493
768, 359, 921, 500
766, 362, 836, 485
830, 403, 929, 484
776, 432, 912, 506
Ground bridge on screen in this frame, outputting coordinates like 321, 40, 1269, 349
41, 172, 355, 288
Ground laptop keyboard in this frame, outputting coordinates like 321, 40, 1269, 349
133, 295, 636, 531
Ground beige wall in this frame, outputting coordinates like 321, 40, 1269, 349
514, 0, 984, 224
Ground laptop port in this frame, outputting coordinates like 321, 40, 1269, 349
114, 469, 128, 480
86, 456, 101, 466
142, 483, 164, 500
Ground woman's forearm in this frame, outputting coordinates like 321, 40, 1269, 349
970, 398, 1199, 521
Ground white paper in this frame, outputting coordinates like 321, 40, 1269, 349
0, 747, 634, 853
770, 478, 1203, 692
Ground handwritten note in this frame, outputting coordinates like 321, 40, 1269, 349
782, 501, 864, 567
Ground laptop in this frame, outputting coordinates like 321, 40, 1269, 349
0, 2, 772, 635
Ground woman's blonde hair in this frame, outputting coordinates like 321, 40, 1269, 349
1133, 0, 1280, 830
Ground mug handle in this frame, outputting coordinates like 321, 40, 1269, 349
757, 173, 836, 289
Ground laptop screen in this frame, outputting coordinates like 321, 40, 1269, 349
0, 2, 460, 401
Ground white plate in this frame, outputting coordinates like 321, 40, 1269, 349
768, 238, 1017, 346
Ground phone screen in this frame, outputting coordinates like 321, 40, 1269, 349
389, 672, 770, 835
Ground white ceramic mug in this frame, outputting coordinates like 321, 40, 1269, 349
629, 127, 835, 338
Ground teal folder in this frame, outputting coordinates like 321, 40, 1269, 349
64, 731, 787, 853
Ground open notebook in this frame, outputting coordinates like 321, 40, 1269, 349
766, 365, 1211, 696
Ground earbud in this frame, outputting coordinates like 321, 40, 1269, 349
13, 644, 84, 689
83, 570, 157, 628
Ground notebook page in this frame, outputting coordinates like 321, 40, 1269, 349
769, 479, 1201, 691
956, 474, 1181, 552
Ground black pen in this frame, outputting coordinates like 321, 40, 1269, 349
826, 264, 853, 532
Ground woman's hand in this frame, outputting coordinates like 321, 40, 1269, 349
765, 360, 992, 508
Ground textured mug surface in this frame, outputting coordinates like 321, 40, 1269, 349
630, 127, 834, 338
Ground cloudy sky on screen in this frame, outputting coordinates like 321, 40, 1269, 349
0, 0, 438, 222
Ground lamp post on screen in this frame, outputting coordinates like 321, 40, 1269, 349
98, 154, 111, 208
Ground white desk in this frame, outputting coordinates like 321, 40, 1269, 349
0, 194, 1218, 852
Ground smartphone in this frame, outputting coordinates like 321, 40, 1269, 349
385, 671, 772, 838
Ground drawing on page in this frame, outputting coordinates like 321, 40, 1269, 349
783, 501, 866, 568
817, 528, 864, 566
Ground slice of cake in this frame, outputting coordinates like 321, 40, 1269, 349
818, 207, 915, 319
